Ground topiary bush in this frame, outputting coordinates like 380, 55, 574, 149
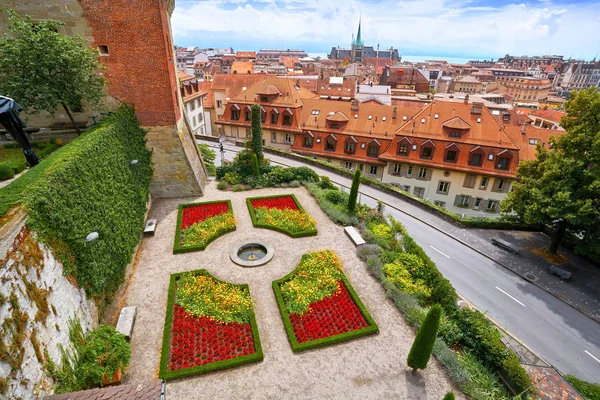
443, 392, 455, 400
347, 168, 361, 212
216, 181, 228, 190
407, 304, 442, 373
0, 163, 15, 180
24, 106, 152, 300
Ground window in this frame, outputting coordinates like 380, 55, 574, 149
245, 110, 251, 121
271, 132, 277, 142
434, 200, 446, 208
369, 165, 378, 175
398, 142, 409, 155
437, 181, 450, 194
246, 128, 251, 137
469, 153, 483, 166
232, 126, 238, 137
345, 141, 356, 154
189, 101, 195, 111
450, 131, 460, 137
496, 157, 510, 170
217, 100, 223, 108
418, 167, 428, 179
401, 185, 411, 192
486, 200, 499, 212
192, 115, 197, 127
260, 96, 268, 102
345, 161, 353, 170
231, 109, 240, 120
492, 178, 506, 192
474, 198, 483, 209
413, 187, 425, 199
367, 144, 379, 158
463, 174, 476, 188
325, 138, 336, 151
393, 164, 401, 175
261, 111, 266, 123
303, 136, 313, 148
285, 133, 292, 144
445, 150, 457, 162
271, 112, 278, 124
283, 114, 292, 126
458, 195, 470, 207
311, 110, 320, 115
407, 165, 413, 177
480, 177, 489, 190
421, 146, 433, 159
98, 45, 109, 55
497, 179, 504, 190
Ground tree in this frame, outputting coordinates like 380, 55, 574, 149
0, 10, 105, 135
442, 392, 455, 400
198, 143, 216, 165
407, 304, 441, 374
251, 153, 259, 178
348, 168, 361, 212
501, 88, 600, 256
250, 103, 263, 159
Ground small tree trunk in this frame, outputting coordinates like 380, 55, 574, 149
549, 220, 568, 254
62, 102, 81, 136
411, 368, 418, 375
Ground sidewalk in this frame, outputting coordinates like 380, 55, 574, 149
204, 138, 600, 323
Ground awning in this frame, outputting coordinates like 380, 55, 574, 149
305, 130, 314, 137
231, 104, 240, 111
270, 108, 279, 114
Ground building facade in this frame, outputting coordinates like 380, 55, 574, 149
178, 71, 207, 135
496, 76, 552, 103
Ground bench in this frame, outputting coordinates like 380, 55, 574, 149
491, 237, 521, 254
115, 306, 137, 340
144, 218, 157, 235
344, 226, 366, 247
549, 265, 572, 281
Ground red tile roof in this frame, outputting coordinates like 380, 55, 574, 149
198, 81, 213, 108
530, 108, 566, 123
231, 61, 254, 75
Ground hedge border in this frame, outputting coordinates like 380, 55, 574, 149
173, 200, 236, 254
246, 193, 318, 238
272, 256, 379, 352
158, 269, 264, 380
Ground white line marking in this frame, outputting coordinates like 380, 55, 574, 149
585, 350, 600, 363
495, 286, 526, 307
429, 245, 451, 258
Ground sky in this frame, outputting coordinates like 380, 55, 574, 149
171, 0, 600, 61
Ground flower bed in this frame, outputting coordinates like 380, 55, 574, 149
246, 194, 317, 238
173, 200, 236, 253
272, 250, 378, 352
159, 270, 263, 380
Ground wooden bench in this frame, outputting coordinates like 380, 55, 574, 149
344, 226, 366, 247
491, 237, 521, 254
549, 265, 572, 281
115, 306, 137, 340
144, 218, 157, 235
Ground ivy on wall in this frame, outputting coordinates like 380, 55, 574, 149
23, 106, 152, 300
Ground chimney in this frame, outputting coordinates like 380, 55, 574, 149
470, 101, 483, 115
392, 107, 397, 119
521, 122, 528, 135
351, 99, 359, 111
464, 93, 470, 103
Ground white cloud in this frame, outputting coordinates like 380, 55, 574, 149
171, 0, 600, 59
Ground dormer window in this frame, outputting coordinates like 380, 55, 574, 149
325, 134, 337, 152
450, 131, 460, 138
231, 109, 240, 121
496, 157, 510, 170
470, 153, 483, 166
260, 96, 268, 102
397, 143, 409, 155
445, 150, 457, 162
344, 137, 357, 154
283, 114, 292, 126
420, 140, 436, 160
367, 140, 380, 158
270, 109, 279, 124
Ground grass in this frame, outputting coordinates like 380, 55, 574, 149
565, 375, 600, 400
0, 143, 70, 218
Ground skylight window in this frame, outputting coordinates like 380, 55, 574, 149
368, 115, 372, 120
421, 118, 426, 124
311, 110, 320, 115
354, 114, 358, 118
382, 117, 386, 121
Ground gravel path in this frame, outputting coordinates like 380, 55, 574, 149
123, 181, 463, 399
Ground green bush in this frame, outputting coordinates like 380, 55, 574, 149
198, 143, 216, 165
305, 183, 358, 226
460, 352, 510, 400
318, 175, 336, 190
348, 168, 361, 212
224, 171, 242, 185
565, 375, 600, 400
206, 164, 217, 176
251, 153, 259, 178
324, 189, 348, 205
24, 106, 152, 300
216, 181, 228, 190
231, 184, 245, 192
407, 304, 442, 373
0, 163, 14, 180
443, 392, 455, 400
502, 353, 532, 395
2, 142, 21, 149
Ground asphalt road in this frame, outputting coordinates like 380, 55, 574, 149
204, 139, 600, 383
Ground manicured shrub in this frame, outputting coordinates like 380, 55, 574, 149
250, 104, 263, 159
216, 181, 228, 190
430, 277, 458, 313
231, 184, 245, 192
224, 171, 242, 185
502, 353, 532, 395
565, 375, 600, 400
433, 338, 470, 389
0, 163, 15, 180
318, 175, 336, 190
407, 304, 442, 373
347, 168, 361, 212
324, 189, 348, 205
443, 392, 455, 400
251, 153, 259, 178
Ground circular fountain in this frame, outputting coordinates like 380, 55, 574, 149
230, 242, 274, 267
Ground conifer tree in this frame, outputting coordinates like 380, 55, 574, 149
250, 104, 263, 159
348, 168, 361, 212
251, 153, 259, 178
407, 304, 442, 374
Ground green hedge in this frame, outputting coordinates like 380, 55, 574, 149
159, 269, 264, 380
23, 106, 152, 300
246, 194, 317, 238
172, 200, 236, 254
272, 258, 379, 352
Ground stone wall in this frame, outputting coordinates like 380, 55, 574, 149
0, 223, 98, 399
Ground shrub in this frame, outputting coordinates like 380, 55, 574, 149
433, 338, 470, 389
324, 189, 348, 205
251, 153, 259, 178
224, 171, 242, 185
0, 163, 15, 180
430, 277, 458, 313
347, 168, 361, 212
318, 175, 336, 190
383, 255, 431, 303
405, 306, 426, 328
407, 304, 442, 373
438, 313, 463, 347
443, 392, 455, 400
216, 181, 228, 190
24, 106, 152, 299
565, 375, 600, 400
357, 244, 382, 262
460, 352, 510, 400
289, 180, 301, 188
198, 143, 216, 165
231, 184, 245, 192
250, 104, 263, 159
502, 353, 532, 395
206, 164, 217, 176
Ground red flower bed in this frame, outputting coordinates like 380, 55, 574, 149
288, 281, 368, 343
251, 196, 298, 211
169, 305, 255, 371
181, 201, 230, 229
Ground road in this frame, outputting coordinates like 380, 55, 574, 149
203, 139, 600, 383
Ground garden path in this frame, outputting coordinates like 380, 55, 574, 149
123, 182, 464, 399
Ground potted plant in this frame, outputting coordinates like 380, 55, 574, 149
76, 325, 131, 387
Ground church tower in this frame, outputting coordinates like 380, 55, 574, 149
351, 18, 364, 63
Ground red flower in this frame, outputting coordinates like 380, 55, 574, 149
181, 202, 230, 229
251, 196, 298, 211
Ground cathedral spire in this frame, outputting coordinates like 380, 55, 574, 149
355, 17, 363, 47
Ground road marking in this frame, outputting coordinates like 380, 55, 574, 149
429, 245, 451, 258
495, 286, 526, 307
585, 350, 600, 363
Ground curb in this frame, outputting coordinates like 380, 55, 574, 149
201, 139, 600, 325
